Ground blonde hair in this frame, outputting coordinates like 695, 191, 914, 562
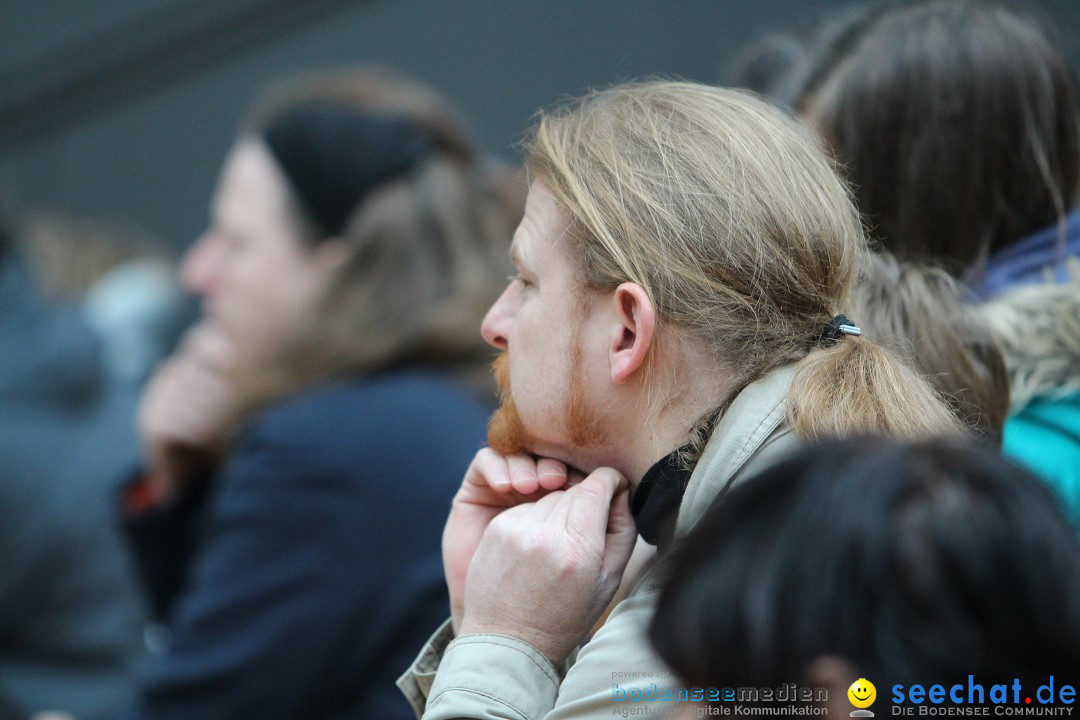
233, 67, 520, 423
526, 80, 963, 442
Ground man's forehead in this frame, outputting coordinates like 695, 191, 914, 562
512, 184, 573, 266
508, 236, 525, 262
508, 209, 540, 267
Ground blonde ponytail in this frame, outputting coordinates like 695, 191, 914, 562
787, 336, 967, 441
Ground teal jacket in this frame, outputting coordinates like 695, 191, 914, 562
1003, 393, 1080, 527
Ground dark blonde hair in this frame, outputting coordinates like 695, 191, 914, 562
526, 80, 964, 441
852, 252, 1010, 444
234, 67, 520, 421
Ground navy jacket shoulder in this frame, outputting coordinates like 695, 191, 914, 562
250, 371, 490, 494
131, 371, 490, 720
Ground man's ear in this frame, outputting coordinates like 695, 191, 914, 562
609, 282, 655, 384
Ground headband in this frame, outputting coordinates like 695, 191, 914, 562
262, 103, 434, 238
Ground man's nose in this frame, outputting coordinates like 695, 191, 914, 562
481, 287, 514, 350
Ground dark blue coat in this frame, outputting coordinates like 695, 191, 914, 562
124, 371, 490, 720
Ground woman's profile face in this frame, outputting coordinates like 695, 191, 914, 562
180, 138, 339, 368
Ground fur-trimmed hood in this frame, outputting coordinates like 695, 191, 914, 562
980, 267, 1080, 413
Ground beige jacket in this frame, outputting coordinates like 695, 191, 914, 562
397, 365, 800, 720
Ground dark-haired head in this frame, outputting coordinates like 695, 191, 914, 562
650, 437, 1080, 691
794, 0, 1080, 279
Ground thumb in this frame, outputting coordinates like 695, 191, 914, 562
601, 488, 637, 580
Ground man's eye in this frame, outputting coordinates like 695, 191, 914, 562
509, 273, 533, 288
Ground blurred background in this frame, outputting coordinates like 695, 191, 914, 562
1, 0, 1079, 253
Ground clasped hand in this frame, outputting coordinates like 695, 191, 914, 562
443, 449, 638, 666
136, 321, 237, 497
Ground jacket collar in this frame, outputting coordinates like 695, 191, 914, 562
675, 364, 797, 539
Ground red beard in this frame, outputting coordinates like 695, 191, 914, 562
486, 348, 607, 457
487, 352, 532, 455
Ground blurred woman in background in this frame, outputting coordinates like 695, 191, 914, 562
122, 65, 518, 719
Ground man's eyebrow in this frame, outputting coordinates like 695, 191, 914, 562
508, 242, 523, 268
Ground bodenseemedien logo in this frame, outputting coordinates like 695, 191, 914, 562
849, 678, 877, 717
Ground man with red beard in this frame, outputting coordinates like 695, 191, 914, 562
398, 81, 963, 719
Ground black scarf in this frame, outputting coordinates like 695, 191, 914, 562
630, 446, 694, 550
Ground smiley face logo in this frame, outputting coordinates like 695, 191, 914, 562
848, 678, 876, 709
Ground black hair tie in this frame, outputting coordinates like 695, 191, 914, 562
819, 314, 862, 347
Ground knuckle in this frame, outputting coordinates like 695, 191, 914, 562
487, 512, 518, 539
471, 450, 504, 482
515, 531, 544, 556
555, 548, 590, 578
574, 481, 606, 501
503, 525, 551, 558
